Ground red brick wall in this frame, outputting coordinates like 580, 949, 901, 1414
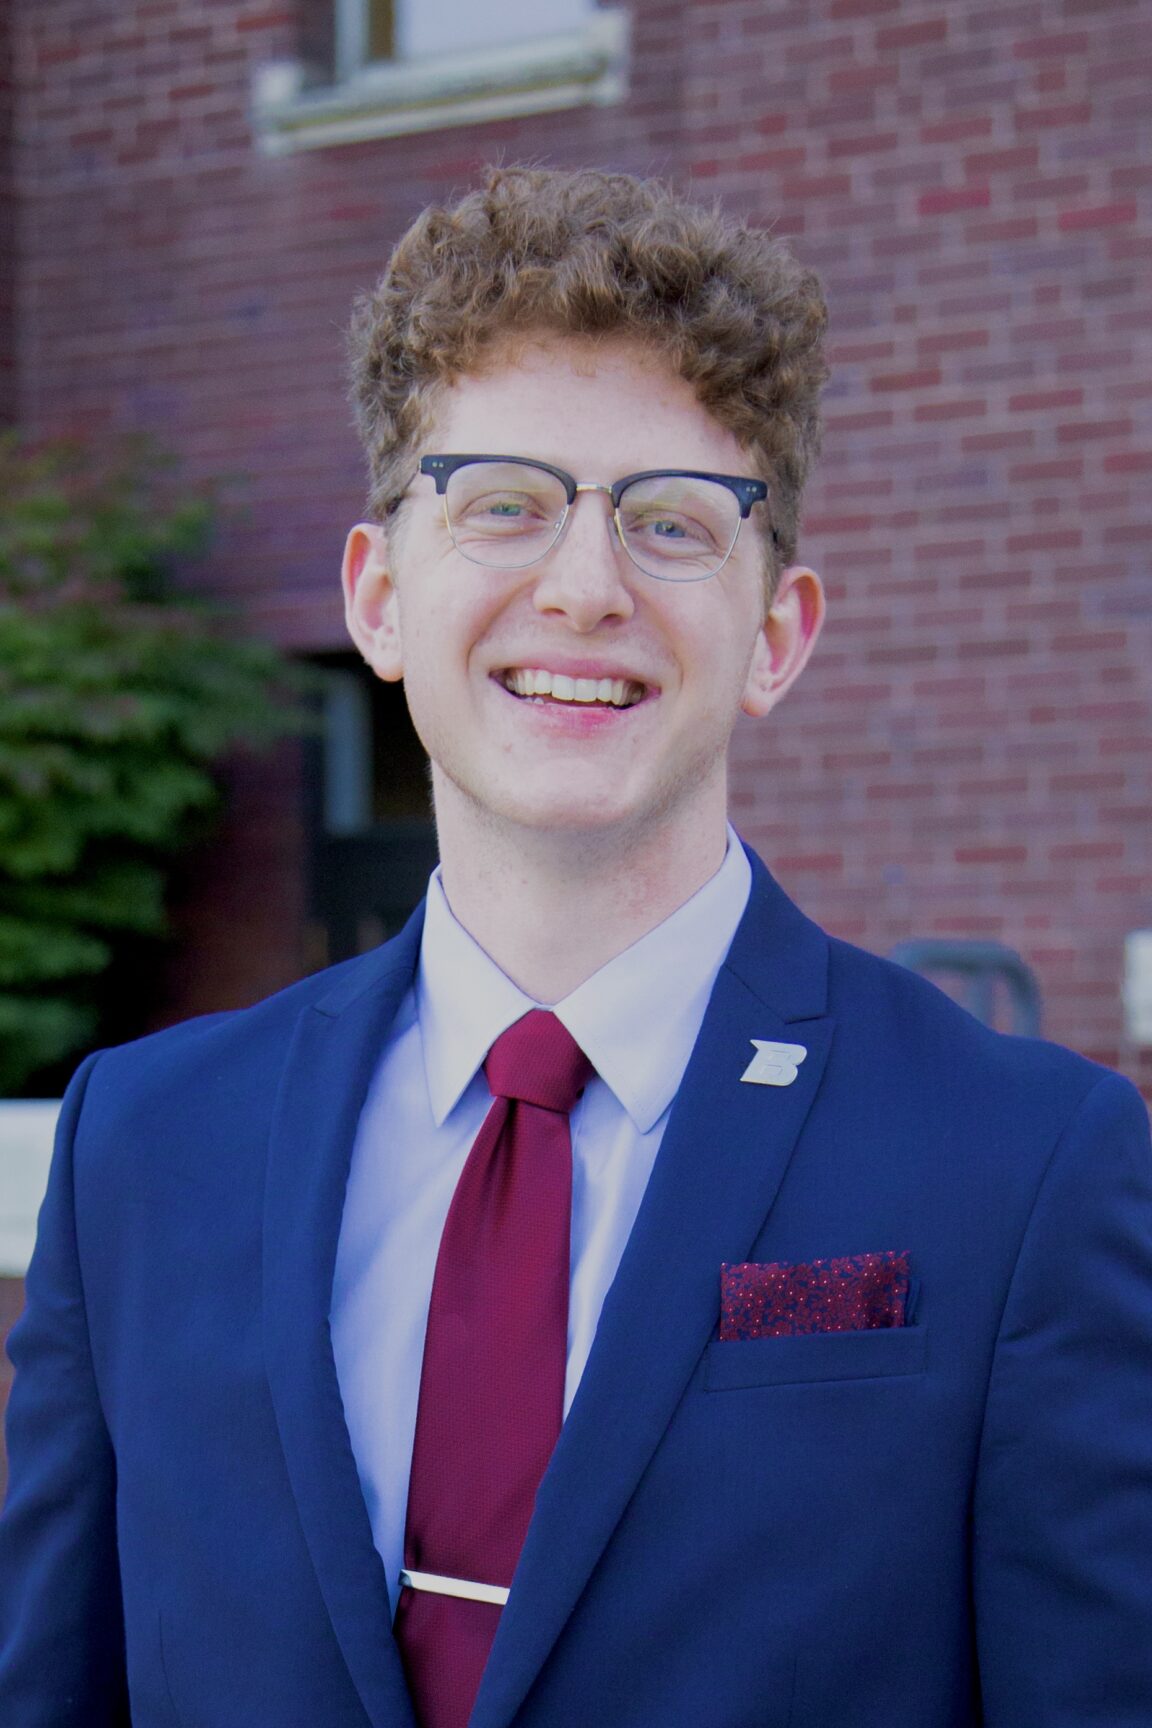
151, 741, 309, 1025
715, 0, 1152, 1089
0, 0, 16, 425
5, 0, 1150, 1083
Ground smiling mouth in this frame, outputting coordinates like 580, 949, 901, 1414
499, 668, 648, 708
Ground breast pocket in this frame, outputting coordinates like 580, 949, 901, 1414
704, 1324, 928, 1391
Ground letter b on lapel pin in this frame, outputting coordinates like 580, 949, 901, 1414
741, 1040, 808, 1087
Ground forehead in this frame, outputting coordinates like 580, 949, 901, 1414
426, 334, 750, 478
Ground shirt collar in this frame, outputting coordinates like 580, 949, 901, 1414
417, 829, 752, 1132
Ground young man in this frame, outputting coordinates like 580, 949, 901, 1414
1, 167, 1150, 1728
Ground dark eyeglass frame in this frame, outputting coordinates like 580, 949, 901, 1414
416, 453, 776, 582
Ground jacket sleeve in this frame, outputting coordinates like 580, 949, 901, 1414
974, 1070, 1152, 1724
0, 1052, 131, 1725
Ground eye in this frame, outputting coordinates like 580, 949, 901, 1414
623, 507, 718, 553
460, 490, 551, 527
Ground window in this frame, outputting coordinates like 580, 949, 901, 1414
305, 659, 438, 967
364, 0, 395, 66
353, 0, 597, 67
254, 0, 628, 155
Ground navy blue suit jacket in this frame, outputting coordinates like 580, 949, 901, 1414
2, 852, 1151, 1726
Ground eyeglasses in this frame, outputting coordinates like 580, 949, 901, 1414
417, 454, 772, 583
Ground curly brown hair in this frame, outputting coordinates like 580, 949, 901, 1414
347, 165, 828, 583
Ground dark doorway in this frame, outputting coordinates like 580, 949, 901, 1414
305, 654, 438, 966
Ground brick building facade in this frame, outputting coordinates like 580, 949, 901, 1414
0, 0, 1146, 1486
0, 2, 1149, 1420
0, 0, 16, 426
5, 0, 1150, 1072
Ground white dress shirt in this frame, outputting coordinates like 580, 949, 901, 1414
330, 830, 752, 1611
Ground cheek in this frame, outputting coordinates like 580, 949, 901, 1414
392, 601, 480, 727
396, 674, 454, 775
393, 595, 443, 681
691, 612, 764, 701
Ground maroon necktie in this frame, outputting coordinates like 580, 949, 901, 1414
395, 1010, 594, 1728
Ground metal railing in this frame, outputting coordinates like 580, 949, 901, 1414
888, 939, 1042, 1037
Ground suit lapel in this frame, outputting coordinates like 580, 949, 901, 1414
471, 856, 834, 1728
264, 915, 425, 1728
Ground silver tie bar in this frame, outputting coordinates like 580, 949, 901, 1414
398, 1567, 510, 1607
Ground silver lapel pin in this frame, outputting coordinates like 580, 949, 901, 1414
741, 1039, 808, 1087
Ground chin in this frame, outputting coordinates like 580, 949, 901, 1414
438, 756, 723, 847
458, 776, 649, 838
505, 796, 641, 835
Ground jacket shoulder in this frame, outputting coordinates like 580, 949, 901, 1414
824, 928, 1137, 1127
69, 905, 424, 1134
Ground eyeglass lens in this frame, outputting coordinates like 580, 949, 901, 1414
442, 461, 744, 580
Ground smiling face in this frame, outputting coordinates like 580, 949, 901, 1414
343, 337, 823, 863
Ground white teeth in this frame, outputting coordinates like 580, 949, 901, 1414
503, 668, 643, 707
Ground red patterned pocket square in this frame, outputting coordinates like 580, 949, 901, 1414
720, 1250, 912, 1340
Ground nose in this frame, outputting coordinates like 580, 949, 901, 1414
530, 490, 636, 629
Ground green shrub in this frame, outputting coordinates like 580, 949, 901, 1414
0, 433, 303, 1094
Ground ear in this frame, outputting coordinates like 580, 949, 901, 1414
342, 522, 404, 683
741, 564, 825, 718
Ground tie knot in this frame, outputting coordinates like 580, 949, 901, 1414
485, 1011, 594, 1114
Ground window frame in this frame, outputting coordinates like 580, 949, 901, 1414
335, 0, 385, 84
253, 1, 628, 156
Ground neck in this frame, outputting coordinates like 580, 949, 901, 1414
433, 790, 731, 1003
